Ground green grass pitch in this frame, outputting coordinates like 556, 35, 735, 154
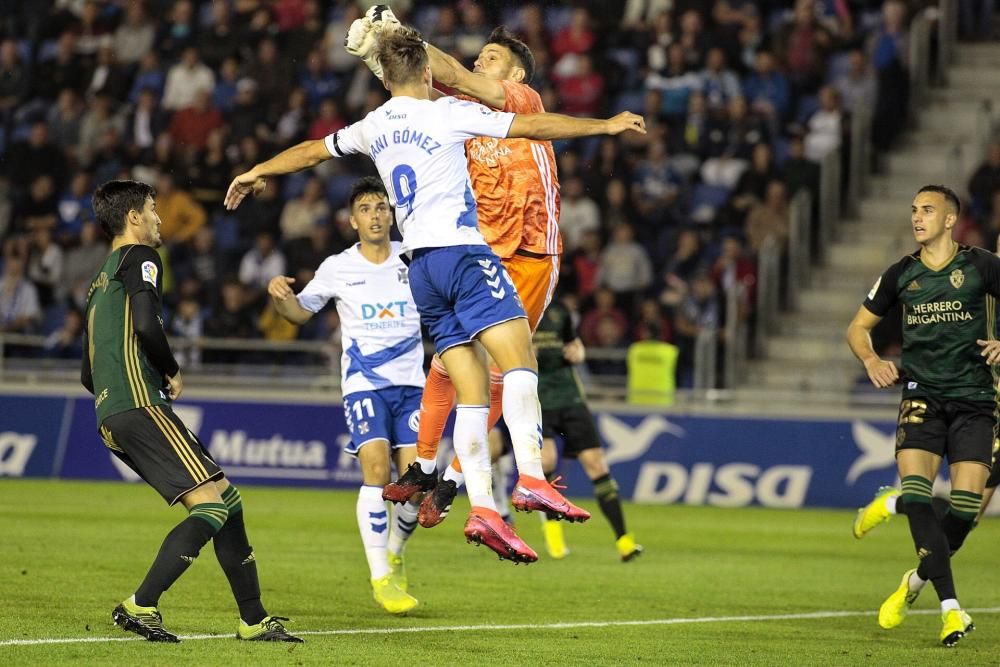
3, 479, 1000, 665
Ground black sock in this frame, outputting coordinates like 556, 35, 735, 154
215, 486, 267, 625
592, 473, 627, 539
902, 500, 956, 600
941, 511, 975, 555
134, 503, 227, 607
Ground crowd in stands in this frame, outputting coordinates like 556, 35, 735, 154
0, 0, 927, 386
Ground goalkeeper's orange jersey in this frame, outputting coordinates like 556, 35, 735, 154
464, 80, 561, 260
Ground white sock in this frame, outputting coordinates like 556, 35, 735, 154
941, 598, 961, 612
453, 405, 495, 510
502, 369, 545, 479
908, 570, 926, 592
443, 464, 465, 487
388, 500, 419, 556
886, 495, 898, 514
415, 456, 436, 475
356, 485, 390, 579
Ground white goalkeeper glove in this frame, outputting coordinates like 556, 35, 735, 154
365, 4, 401, 34
344, 17, 383, 80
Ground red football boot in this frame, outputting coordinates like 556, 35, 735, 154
511, 475, 591, 522
463, 507, 538, 563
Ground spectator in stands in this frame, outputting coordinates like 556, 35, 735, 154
658, 228, 704, 308
175, 227, 224, 288
127, 51, 166, 104
280, 177, 330, 242
0, 255, 41, 333
33, 32, 86, 101
228, 78, 266, 142
833, 48, 877, 115
645, 10, 676, 75
646, 42, 702, 123
124, 87, 168, 164
710, 234, 756, 315
55, 171, 91, 240
74, 0, 113, 58
169, 295, 203, 370
700, 47, 741, 111
803, 86, 843, 162
308, 98, 347, 140
113, 0, 155, 66
239, 231, 286, 298
233, 174, 282, 241
203, 279, 255, 363
300, 49, 340, 112
47, 89, 84, 160
568, 229, 603, 300
774, 0, 835, 96
745, 179, 791, 253
7, 175, 59, 257
168, 88, 224, 153
287, 0, 327, 66
581, 287, 629, 348
42, 307, 83, 359
674, 271, 721, 386
736, 13, 765, 72
868, 0, 910, 153
553, 7, 596, 61
26, 227, 62, 307
781, 133, 820, 205
743, 50, 790, 124
599, 223, 654, 309
7, 121, 67, 192
323, 3, 363, 75
456, 3, 490, 60
162, 46, 215, 111
0, 39, 28, 121
285, 220, 332, 278
633, 297, 673, 342
212, 56, 241, 114
676, 9, 708, 70
558, 175, 601, 253
199, 0, 241, 69
248, 38, 294, 117
62, 221, 107, 309
78, 94, 125, 167
723, 95, 769, 160
552, 53, 604, 117
602, 178, 635, 233
155, 171, 207, 244
86, 44, 131, 103
584, 138, 630, 201
517, 4, 551, 59
588, 314, 629, 377
968, 142, 1000, 222
427, 6, 460, 55
632, 139, 681, 226
157, 0, 198, 62
187, 127, 233, 209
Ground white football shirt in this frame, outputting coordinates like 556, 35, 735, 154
324, 96, 515, 254
296, 241, 425, 395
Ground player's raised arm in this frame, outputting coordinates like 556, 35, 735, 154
268, 276, 313, 325
426, 41, 506, 109
846, 305, 898, 388
224, 139, 333, 210
508, 111, 646, 141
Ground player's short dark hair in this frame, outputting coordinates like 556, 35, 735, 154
378, 26, 428, 86
349, 176, 388, 209
92, 179, 156, 238
487, 26, 535, 84
917, 184, 961, 216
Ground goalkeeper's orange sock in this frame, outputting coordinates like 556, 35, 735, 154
415, 357, 456, 466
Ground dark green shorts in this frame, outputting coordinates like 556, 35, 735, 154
99, 405, 223, 505
542, 404, 602, 458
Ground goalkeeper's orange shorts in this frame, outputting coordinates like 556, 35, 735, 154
501, 251, 560, 333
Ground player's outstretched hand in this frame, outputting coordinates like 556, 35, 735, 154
224, 171, 266, 210
166, 370, 184, 401
863, 357, 899, 388
605, 111, 646, 136
366, 5, 401, 33
977, 338, 1000, 365
268, 276, 296, 301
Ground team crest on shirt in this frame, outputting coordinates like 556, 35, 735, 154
358, 421, 369, 435
468, 137, 511, 167
950, 268, 964, 288
141, 261, 158, 286
397, 267, 409, 284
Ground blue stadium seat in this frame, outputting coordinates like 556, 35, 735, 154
689, 183, 732, 224
325, 174, 357, 208
213, 215, 241, 253
611, 90, 645, 115
544, 6, 574, 32
41, 304, 68, 335
37, 39, 59, 62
